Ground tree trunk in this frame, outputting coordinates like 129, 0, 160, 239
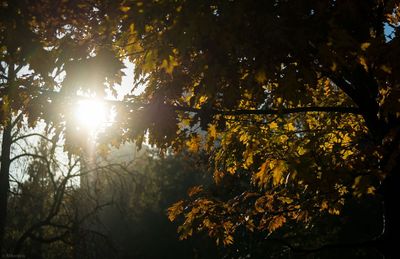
379, 172, 400, 257
0, 122, 12, 253
375, 119, 400, 258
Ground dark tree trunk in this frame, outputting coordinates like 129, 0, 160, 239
0, 122, 12, 253
378, 121, 400, 258
379, 171, 400, 257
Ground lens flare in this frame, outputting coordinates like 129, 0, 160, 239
75, 99, 107, 133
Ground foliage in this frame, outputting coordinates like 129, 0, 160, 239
85, 144, 220, 258
100, 0, 400, 252
2, 0, 400, 256
5, 136, 114, 258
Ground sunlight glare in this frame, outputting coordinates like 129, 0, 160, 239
75, 99, 108, 133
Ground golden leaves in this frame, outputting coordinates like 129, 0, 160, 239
254, 195, 273, 213
143, 50, 157, 72
284, 122, 295, 131
278, 196, 293, 204
360, 42, 370, 51
213, 170, 224, 185
358, 56, 368, 71
268, 215, 286, 232
161, 55, 179, 74
167, 200, 184, 222
222, 221, 234, 245
240, 72, 249, 80
320, 200, 328, 211
186, 134, 201, 152
120, 6, 131, 12
208, 124, 217, 139
269, 121, 278, 130
188, 185, 203, 197
253, 159, 287, 188
223, 234, 234, 246
342, 149, 353, 160
271, 160, 286, 186
253, 160, 269, 188
296, 146, 307, 156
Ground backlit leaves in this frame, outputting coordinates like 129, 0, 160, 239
84, 0, 392, 248
167, 200, 184, 222
268, 215, 286, 233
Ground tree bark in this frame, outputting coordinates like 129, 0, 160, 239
0, 122, 12, 253
379, 171, 400, 257
378, 122, 400, 258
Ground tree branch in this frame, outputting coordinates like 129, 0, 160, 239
171, 105, 362, 116
12, 133, 57, 144
10, 153, 48, 164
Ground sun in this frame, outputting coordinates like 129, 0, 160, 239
75, 99, 109, 134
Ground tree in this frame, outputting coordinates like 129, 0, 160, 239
5, 135, 117, 258
0, 0, 124, 251
96, 0, 400, 256
90, 143, 220, 258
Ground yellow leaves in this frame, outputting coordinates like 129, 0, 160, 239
328, 208, 340, 215
120, 6, 131, 12
213, 170, 224, 184
197, 95, 208, 107
208, 124, 217, 139
145, 24, 153, 33
352, 176, 362, 190
167, 200, 184, 221
254, 195, 273, 213
241, 72, 249, 80
223, 221, 234, 232
367, 186, 376, 195
358, 56, 368, 71
271, 160, 286, 186
360, 42, 371, 51
243, 151, 254, 169
186, 134, 201, 152
342, 149, 353, 160
223, 234, 234, 246
161, 55, 179, 74
227, 165, 237, 175
245, 218, 256, 232
278, 196, 293, 204
335, 184, 348, 196
279, 135, 288, 143
255, 70, 267, 84
181, 118, 191, 126
188, 185, 203, 197
202, 218, 215, 229
341, 133, 352, 145
143, 50, 157, 72
284, 122, 295, 131
269, 121, 278, 130
129, 23, 135, 33
320, 200, 328, 211
239, 132, 250, 143
296, 146, 306, 156
253, 160, 268, 188
253, 159, 287, 188
268, 215, 286, 232
352, 175, 377, 197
